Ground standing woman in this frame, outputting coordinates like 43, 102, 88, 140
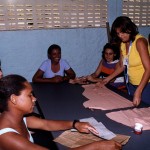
103, 16, 150, 106
32, 44, 76, 83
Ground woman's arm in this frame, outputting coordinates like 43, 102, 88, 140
26, 116, 121, 150
91, 60, 103, 78
64, 68, 76, 81
86, 60, 103, 82
0, 123, 121, 150
27, 116, 96, 134
133, 38, 150, 106
0, 132, 48, 150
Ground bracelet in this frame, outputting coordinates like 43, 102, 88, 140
72, 120, 79, 129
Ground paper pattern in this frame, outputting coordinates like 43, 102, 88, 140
106, 107, 150, 130
54, 130, 130, 148
82, 84, 133, 110
80, 117, 116, 140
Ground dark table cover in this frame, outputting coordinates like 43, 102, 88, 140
31, 82, 150, 150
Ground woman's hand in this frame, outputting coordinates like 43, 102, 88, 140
95, 82, 104, 88
87, 75, 103, 83
86, 75, 95, 82
74, 122, 99, 135
53, 75, 64, 83
133, 90, 142, 106
101, 76, 111, 85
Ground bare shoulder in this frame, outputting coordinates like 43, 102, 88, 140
136, 37, 148, 46
136, 37, 149, 53
0, 132, 47, 150
0, 132, 32, 149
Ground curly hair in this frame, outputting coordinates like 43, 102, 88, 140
102, 43, 120, 61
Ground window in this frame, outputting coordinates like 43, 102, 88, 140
123, 0, 150, 26
0, 0, 108, 31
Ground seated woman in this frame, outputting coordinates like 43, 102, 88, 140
0, 74, 121, 150
32, 44, 76, 83
87, 43, 126, 90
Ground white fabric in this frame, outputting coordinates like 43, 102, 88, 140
0, 128, 19, 135
114, 77, 124, 83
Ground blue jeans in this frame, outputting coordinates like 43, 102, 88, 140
128, 82, 150, 105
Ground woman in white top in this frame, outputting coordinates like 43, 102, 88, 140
0, 74, 121, 150
32, 44, 76, 83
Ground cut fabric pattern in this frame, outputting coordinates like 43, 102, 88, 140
106, 107, 150, 130
82, 84, 133, 110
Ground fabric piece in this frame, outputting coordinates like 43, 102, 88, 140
106, 107, 150, 130
54, 130, 130, 148
82, 84, 133, 110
